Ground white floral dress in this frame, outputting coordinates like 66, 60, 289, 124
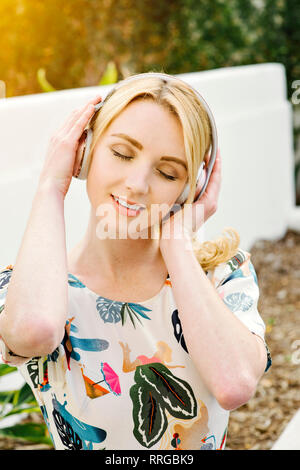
0, 248, 271, 450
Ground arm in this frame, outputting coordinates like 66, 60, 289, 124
0, 182, 68, 358
160, 236, 267, 411
0, 95, 103, 359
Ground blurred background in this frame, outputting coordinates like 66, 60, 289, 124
1, 0, 299, 202
0, 0, 299, 450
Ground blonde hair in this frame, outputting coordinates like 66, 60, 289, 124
89, 72, 240, 272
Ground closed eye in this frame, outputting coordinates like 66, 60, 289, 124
111, 150, 177, 181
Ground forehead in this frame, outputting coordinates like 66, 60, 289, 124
106, 99, 186, 159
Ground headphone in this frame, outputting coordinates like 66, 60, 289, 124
73, 72, 218, 206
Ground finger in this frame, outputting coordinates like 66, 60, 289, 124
58, 95, 102, 136
204, 149, 222, 198
73, 95, 103, 117
200, 148, 220, 187
208, 148, 221, 183
215, 148, 221, 168
66, 103, 98, 142
65, 95, 102, 132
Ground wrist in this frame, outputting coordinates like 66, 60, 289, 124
160, 230, 195, 254
36, 177, 66, 202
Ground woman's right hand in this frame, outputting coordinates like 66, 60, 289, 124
38, 95, 103, 198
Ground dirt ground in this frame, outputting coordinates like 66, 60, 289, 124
0, 229, 299, 450
226, 229, 300, 450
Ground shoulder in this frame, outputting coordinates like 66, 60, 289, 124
206, 248, 256, 290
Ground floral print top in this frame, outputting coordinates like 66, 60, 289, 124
0, 248, 271, 450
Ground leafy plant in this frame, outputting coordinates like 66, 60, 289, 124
37, 60, 119, 93
98, 61, 118, 85
0, 364, 53, 447
37, 68, 56, 92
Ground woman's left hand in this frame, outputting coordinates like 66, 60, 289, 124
159, 148, 221, 248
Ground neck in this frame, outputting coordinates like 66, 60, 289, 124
68, 210, 164, 281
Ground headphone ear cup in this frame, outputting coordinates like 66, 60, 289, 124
73, 128, 93, 179
73, 129, 87, 178
175, 163, 207, 205
175, 184, 190, 205
196, 167, 207, 195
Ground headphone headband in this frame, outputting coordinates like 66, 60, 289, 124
76, 72, 218, 203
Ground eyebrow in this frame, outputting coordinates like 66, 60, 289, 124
110, 133, 187, 170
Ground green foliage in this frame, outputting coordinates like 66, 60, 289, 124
98, 61, 118, 85
0, 364, 17, 376
37, 68, 56, 92
37, 61, 118, 93
0, 423, 53, 445
0, 0, 298, 100
0, 364, 52, 447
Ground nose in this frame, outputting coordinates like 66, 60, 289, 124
125, 166, 150, 196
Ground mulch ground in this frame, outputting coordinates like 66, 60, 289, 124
226, 229, 300, 450
0, 229, 299, 450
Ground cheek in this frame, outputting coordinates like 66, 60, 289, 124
144, 198, 176, 229
165, 180, 186, 206
86, 154, 112, 206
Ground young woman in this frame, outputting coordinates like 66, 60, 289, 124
0, 72, 271, 450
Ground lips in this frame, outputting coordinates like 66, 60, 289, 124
111, 194, 146, 210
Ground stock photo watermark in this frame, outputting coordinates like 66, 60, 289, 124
94, 200, 205, 249
291, 339, 300, 365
